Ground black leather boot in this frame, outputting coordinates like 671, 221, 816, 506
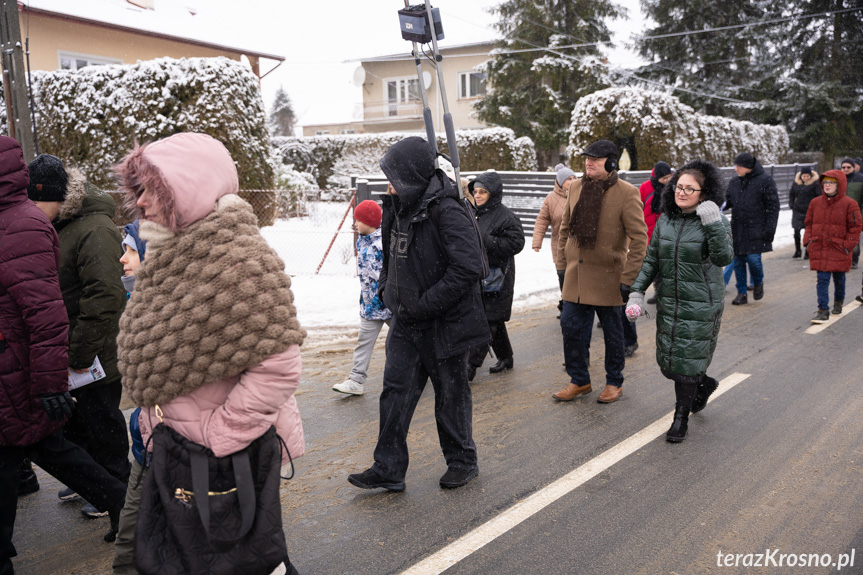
690, 376, 719, 413
489, 357, 513, 373
666, 381, 697, 443
18, 459, 40, 496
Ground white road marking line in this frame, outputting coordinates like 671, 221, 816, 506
400, 372, 752, 575
805, 299, 861, 334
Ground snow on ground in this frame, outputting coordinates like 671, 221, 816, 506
260, 202, 795, 337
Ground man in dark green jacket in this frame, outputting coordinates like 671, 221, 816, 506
28, 155, 130, 516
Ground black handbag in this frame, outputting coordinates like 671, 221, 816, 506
134, 417, 289, 575
481, 263, 508, 294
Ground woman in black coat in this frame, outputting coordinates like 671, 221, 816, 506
788, 167, 820, 258
467, 171, 525, 380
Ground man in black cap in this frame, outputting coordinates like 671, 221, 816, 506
725, 152, 780, 305
840, 158, 863, 269
28, 155, 130, 517
552, 140, 648, 405
348, 137, 489, 491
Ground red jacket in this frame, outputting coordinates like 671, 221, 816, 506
0, 137, 70, 447
639, 177, 661, 240
803, 170, 863, 273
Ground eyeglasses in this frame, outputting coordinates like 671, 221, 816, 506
841, 165, 854, 171
675, 185, 701, 195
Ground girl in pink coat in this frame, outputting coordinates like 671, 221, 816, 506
114, 132, 306, 574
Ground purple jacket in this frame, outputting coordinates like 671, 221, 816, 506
0, 137, 70, 446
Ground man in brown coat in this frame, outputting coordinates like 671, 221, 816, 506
552, 140, 648, 404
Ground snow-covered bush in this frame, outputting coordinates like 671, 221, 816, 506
24, 57, 273, 191
567, 88, 790, 169
274, 127, 537, 188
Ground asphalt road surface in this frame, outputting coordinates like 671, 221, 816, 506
12, 244, 863, 575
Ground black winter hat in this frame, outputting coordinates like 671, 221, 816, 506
27, 154, 68, 202
652, 161, 673, 179
581, 140, 618, 159
800, 166, 812, 176
734, 152, 756, 170
840, 157, 856, 167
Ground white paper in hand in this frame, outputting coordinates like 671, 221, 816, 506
68, 356, 107, 390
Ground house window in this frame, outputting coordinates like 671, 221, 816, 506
315, 130, 331, 136
385, 77, 421, 116
339, 129, 355, 134
59, 51, 121, 71
459, 72, 487, 99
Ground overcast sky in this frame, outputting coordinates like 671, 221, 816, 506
223, 0, 646, 132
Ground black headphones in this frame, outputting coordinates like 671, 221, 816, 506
605, 156, 618, 172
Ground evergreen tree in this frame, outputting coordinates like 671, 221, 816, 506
476, 0, 620, 165
268, 86, 297, 137
634, 0, 769, 116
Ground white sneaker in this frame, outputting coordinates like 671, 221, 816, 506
333, 379, 364, 395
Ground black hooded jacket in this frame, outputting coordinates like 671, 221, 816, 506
724, 160, 780, 255
378, 137, 489, 358
469, 172, 525, 322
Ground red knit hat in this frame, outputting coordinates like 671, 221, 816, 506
354, 200, 382, 228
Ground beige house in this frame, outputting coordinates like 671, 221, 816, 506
17, 0, 283, 79
303, 41, 496, 137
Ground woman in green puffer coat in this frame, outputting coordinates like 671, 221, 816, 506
625, 159, 734, 443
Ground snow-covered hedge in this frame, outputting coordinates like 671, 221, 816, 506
275, 127, 537, 188
5, 57, 273, 192
567, 88, 790, 169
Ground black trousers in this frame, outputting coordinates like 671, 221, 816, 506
63, 381, 131, 484
372, 318, 477, 482
0, 429, 127, 574
468, 320, 513, 367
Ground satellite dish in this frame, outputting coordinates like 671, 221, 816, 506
352, 66, 367, 87
422, 70, 433, 89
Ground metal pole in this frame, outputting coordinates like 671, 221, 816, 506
404, 0, 438, 165
0, 0, 36, 161
423, 0, 461, 197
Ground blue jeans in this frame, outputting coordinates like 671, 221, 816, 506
723, 263, 734, 285
560, 302, 625, 388
733, 254, 764, 295
816, 271, 845, 310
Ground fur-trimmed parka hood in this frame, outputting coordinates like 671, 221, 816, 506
794, 170, 820, 186
114, 132, 239, 233
662, 159, 725, 216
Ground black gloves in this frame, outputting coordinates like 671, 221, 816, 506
620, 283, 631, 303
40, 392, 75, 421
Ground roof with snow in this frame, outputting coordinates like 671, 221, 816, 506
19, 0, 285, 61
349, 40, 497, 63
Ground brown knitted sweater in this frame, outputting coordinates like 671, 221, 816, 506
118, 196, 305, 406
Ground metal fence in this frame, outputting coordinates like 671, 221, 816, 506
352, 163, 817, 238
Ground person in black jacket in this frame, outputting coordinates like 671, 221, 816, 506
788, 167, 820, 259
467, 172, 525, 380
724, 153, 780, 305
348, 137, 489, 492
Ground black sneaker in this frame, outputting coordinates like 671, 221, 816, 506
58, 486, 79, 501
347, 469, 405, 492
753, 284, 764, 300
811, 309, 830, 324
731, 293, 748, 305
856, 295, 863, 304
624, 343, 638, 358
18, 460, 40, 496
439, 467, 479, 489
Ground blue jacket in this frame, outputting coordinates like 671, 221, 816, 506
357, 228, 392, 321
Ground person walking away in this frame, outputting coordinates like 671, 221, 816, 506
625, 160, 734, 442
638, 162, 674, 303
552, 140, 648, 405
840, 158, 863, 269
115, 132, 306, 574
533, 168, 575, 317
803, 170, 862, 323
0, 136, 127, 575
348, 137, 489, 491
333, 199, 392, 396
724, 152, 780, 305
467, 172, 525, 380
27, 156, 131, 518
788, 167, 821, 259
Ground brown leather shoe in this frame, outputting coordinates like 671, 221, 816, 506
552, 383, 592, 401
596, 384, 623, 403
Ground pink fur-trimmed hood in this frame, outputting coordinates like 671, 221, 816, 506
115, 133, 238, 232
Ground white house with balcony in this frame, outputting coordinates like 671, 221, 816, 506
302, 41, 495, 137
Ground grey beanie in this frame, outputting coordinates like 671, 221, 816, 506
556, 167, 576, 186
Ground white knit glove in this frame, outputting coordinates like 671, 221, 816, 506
625, 292, 645, 322
696, 200, 722, 225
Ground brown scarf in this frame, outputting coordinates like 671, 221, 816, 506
570, 172, 618, 250
117, 196, 306, 407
